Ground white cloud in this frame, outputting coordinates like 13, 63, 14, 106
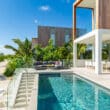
0, 45, 14, 55
39, 5, 51, 11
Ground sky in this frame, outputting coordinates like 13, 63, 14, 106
0, 0, 92, 54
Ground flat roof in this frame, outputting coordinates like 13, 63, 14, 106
74, 0, 96, 9
38, 25, 72, 30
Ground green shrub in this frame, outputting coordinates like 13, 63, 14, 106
0, 53, 5, 62
4, 61, 16, 77
4, 57, 25, 77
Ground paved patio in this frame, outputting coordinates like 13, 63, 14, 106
0, 60, 8, 75
0, 60, 9, 110
72, 67, 110, 90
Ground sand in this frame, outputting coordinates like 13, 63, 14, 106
0, 60, 10, 109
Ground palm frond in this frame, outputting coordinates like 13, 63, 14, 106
12, 38, 24, 49
5, 45, 18, 52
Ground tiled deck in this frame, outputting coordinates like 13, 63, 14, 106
72, 67, 110, 90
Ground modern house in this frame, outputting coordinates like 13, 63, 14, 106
73, 0, 110, 74
32, 25, 86, 47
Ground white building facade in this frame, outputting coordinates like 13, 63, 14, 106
73, 0, 110, 74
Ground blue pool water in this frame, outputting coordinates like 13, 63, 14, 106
37, 73, 110, 110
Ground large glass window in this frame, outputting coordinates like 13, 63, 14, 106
76, 8, 92, 38
65, 34, 70, 43
50, 33, 55, 45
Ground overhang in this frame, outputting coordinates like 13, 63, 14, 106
74, 30, 96, 44
74, 29, 110, 44
74, 0, 96, 9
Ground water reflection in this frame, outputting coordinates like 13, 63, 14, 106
37, 74, 110, 110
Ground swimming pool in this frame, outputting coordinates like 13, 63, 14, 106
37, 73, 110, 110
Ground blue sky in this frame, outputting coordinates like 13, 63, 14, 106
0, 0, 92, 54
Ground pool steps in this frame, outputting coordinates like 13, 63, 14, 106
14, 73, 36, 108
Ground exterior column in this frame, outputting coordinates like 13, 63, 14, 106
92, 9, 95, 30
73, 42, 77, 67
92, 43, 95, 61
73, 5, 76, 40
95, 30, 102, 74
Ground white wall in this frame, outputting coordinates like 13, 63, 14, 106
76, 59, 85, 67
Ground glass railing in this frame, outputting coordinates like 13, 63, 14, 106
33, 59, 73, 70
102, 61, 110, 73
7, 69, 23, 110
82, 60, 110, 73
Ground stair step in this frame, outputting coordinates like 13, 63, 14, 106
20, 82, 34, 85
22, 75, 35, 77
21, 79, 34, 82
22, 76, 35, 78
19, 85, 33, 88
16, 97, 26, 102
14, 73, 36, 108
21, 78, 34, 81
18, 89, 32, 93
14, 101, 27, 108
17, 93, 31, 98
19, 86, 33, 90
15, 98, 31, 105
20, 82, 34, 84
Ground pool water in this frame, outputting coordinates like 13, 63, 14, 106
37, 74, 110, 110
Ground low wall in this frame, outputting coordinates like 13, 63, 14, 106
76, 60, 85, 67
76, 60, 92, 67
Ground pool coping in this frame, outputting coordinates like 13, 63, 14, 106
37, 69, 110, 89
27, 74, 38, 110
73, 73, 110, 95
72, 68, 110, 91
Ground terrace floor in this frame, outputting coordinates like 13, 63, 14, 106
72, 67, 110, 90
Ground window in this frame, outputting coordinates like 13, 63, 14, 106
50, 33, 55, 45
65, 34, 70, 43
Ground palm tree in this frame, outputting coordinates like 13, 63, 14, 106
102, 43, 110, 60
5, 38, 33, 65
33, 44, 44, 61
77, 44, 87, 59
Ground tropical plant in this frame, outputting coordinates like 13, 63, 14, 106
77, 44, 87, 59
33, 44, 44, 61
102, 43, 110, 60
0, 53, 5, 62
4, 38, 33, 77
43, 39, 56, 61
59, 40, 73, 60
53, 47, 62, 60
4, 57, 25, 77
5, 38, 33, 64
33, 39, 73, 61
